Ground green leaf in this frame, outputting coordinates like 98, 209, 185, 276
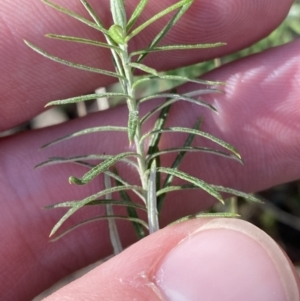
51, 215, 148, 241
41, 0, 108, 35
210, 186, 263, 203
147, 160, 159, 233
146, 146, 243, 165
140, 93, 217, 124
45, 199, 146, 210
24, 41, 124, 79
157, 184, 195, 197
80, 0, 106, 30
157, 167, 224, 204
69, 152, 140, 185
108, 24, 126, 45
131, 42, 226, 56
45, 34, 120, 51
114, 167, 146, 239
104, 173, 123, 254
136, 0, 193, 63
133, 74, 224, 89
157, 118, 201, 211
126, 0, 193, 41
45, 93, 129, 107
141, 127, 241, 159
171, 212, 240, 225
128, 62, 158, 76
147, 98, 172, 158
139, 89, 222, 104
110, 0, 127, 28
49, 185, 144, 237
41, 126, 128, 148
126, 0, 149, 31
128, 110, 139, 143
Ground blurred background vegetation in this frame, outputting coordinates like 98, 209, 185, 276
2, 0, 300, 270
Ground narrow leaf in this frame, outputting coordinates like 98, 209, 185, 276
157, 167, 224, 204
126, 0, 192, 41
157, 118, 201, 211
24, 41, 125, 79
45, 93, 129, 107
129, 62, 158, 76
147, 147, 242, 165
141, 127, 241, 159
147, 98, 172, 158
41, 0, 108, 35
157, 184, 196, 197
136, 0, 192, 63
69, 152, 140, 185
80, 0, 106, 31
211, 186, 263, 203
104, 173, 122, 254
133, 74, 224, 89
171, 212, 240, 225
114, 167, 146, 239
126, 0, 149, 31
128, 110, 139, 143
45, 199, 146, 210
139, 89, 222, 104
140, 93, 217, 124
51, 215, 148, 241
45, 34, 120, 51
147, 160, 159, 233
35, 156, 139, 177
49, 185, 144, 236
41, 126, 127, 148
132, 42, 226, 56
110, 0, 127, 28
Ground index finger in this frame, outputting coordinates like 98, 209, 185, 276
0, 0, 292, 130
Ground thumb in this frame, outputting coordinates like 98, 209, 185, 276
43, 219, 300, 301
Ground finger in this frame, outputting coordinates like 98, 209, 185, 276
42, 219, 300, 301
1, 0, 292, 130
1, 39, 300, 300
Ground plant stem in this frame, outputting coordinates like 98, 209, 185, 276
118, 42, 158, 232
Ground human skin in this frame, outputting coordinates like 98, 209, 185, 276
0, 0, 300, 300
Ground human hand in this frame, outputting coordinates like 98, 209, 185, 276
1, 0, 300, 300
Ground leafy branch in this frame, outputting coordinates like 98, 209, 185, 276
26, 0, 261, 244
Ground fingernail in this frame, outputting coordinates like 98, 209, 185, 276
154, 219, 298, 301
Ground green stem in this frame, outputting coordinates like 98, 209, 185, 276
119, 44, 148, 194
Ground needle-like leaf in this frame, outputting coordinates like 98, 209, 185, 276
133, 74, 224, 89
140, 93, 217, 124
41, 0, 109, 35
128, 62, 158, 76
80, 0, 106, 31
45, 93, 129, 107
157, 118, 201, 211
131, 42, 226, 56
126, 0, 192, 41
141, 127, 241, 159
50, 185, 144, 237
69, 152, 140, 185
147, 160, 159, 233
110, 0, 127, 28
51, 215, 148, 241
136, 0, 193, 63
171, 212, 240, 225
45, 34, 120, 51
114, 167, 146, 239
24, 41, 125, 79
146, 147, 242, 165
126, 0, 149, 31
41, 126, 128, 148
157, 167, 224, 204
